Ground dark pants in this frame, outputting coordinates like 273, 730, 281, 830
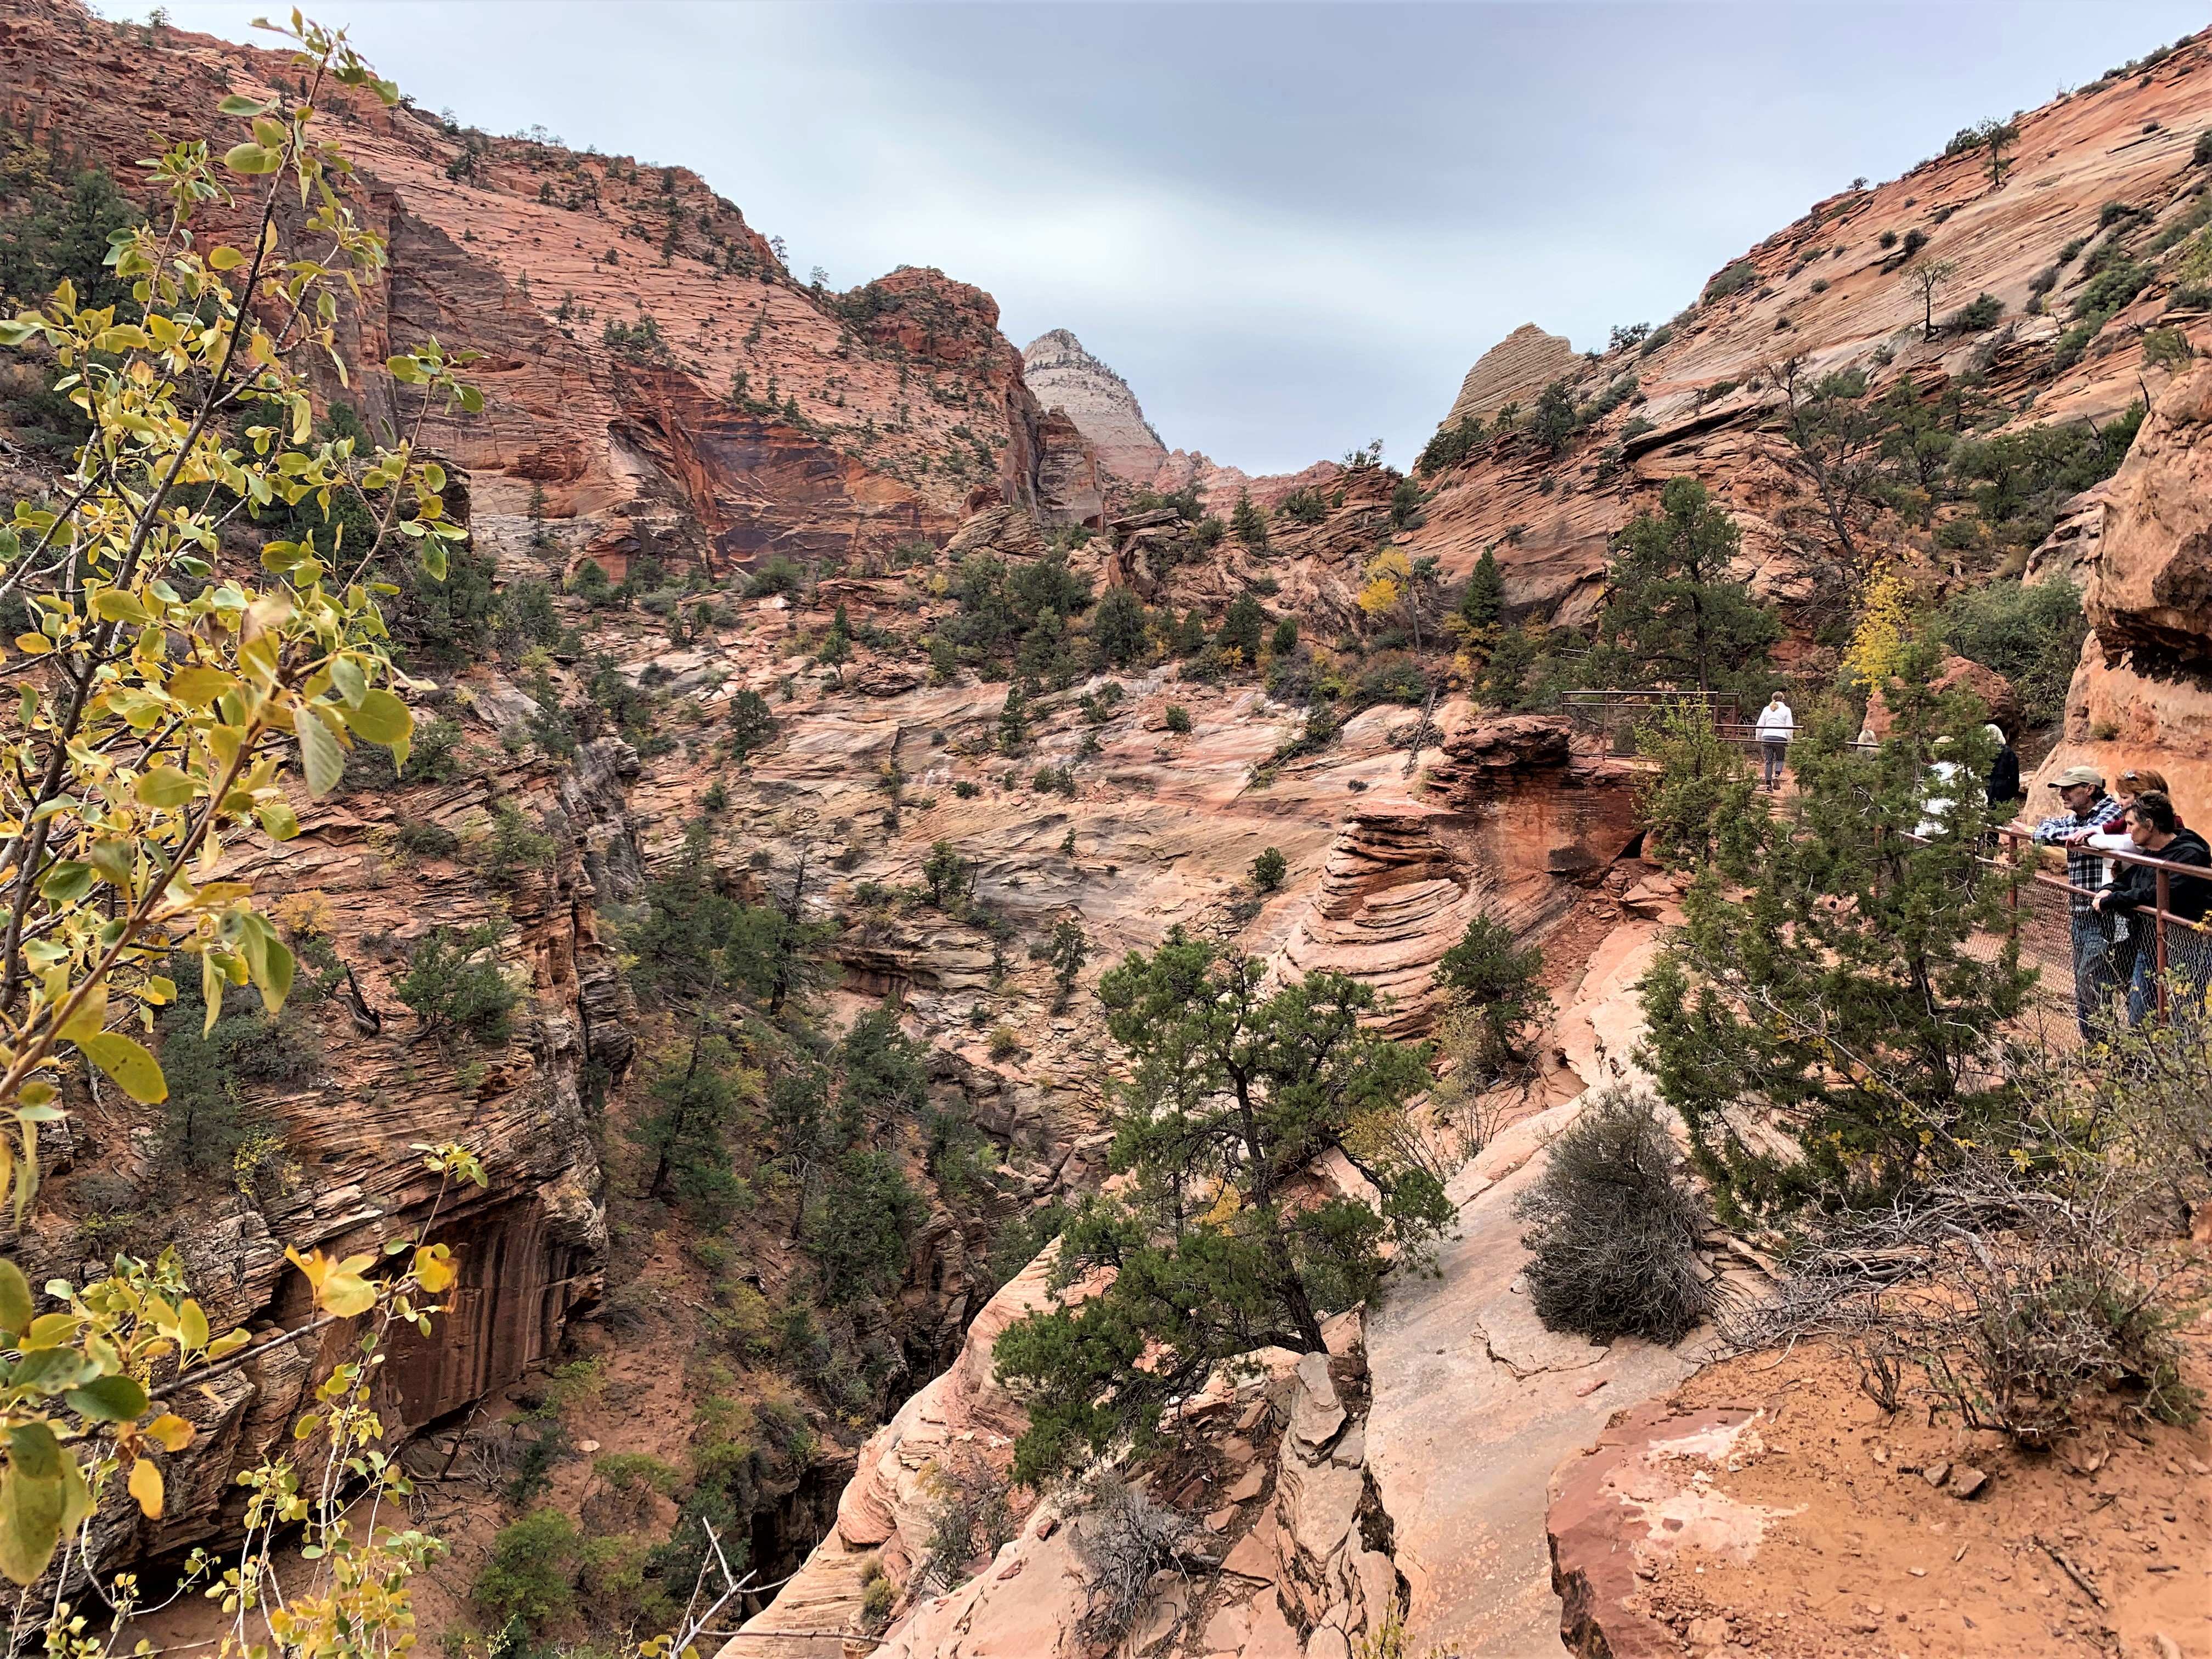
2071, 910, 2125, 1038
1762, 740, 1787, 788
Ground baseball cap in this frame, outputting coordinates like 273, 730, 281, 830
2053, 764, 2104, 788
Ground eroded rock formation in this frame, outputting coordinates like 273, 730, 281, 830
1437, 323, 1582, 429
1022, 328, 1170, 485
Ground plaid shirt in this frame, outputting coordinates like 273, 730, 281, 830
2033, 794, 2126, 912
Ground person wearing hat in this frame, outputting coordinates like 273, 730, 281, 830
1983, 724, 2022, 809
2033, 764, 2129, 1037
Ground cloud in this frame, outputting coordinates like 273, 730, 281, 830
119, 1, 2207, 472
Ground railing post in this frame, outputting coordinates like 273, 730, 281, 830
2155, 868, 2171, 1020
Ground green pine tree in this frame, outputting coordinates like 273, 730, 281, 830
1639, 652, 2028, 1219
1593, 477, 1779, 695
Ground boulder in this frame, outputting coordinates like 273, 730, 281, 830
1864, 654, 2018, 737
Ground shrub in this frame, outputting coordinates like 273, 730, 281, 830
1071, 1475, 1194, 1647
914, 1453, 1016, 1595
1434, 912, 1549, 1074
395, 816, 461, 858
1163, 703, 1192, 734
395, 924, 520, 1045
1278, 487, 1327, 524
1940, 577, 2088, 727
1948, 292, 2003, 331
492, 577, 563, 656
474, 1509, 580, 1634
1701, 260, 1757, 303
1352, 655, 1428, 708
1516, 1087, 1709, 1344
481, 800, 555, 887
988, 1025, 1020, 1060
1250, 847, 1288, 893
1030, 765, 1075, 797
1878, 229, 1898, 250
746, 554, 804, 597
154, 979, 315, 1180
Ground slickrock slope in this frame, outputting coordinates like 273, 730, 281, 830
1407, 40, 2212, 633
1361, 924, 1711, 1659
1023, 328, 1170, 484
1437, 323, 1582, 430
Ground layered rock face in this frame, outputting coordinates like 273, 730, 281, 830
1405, 45, 2212, 633
1437, 322, 1581, 428
1022, 328, 1170, 484
0, 0, 1109, 579
2030, 357, 2212, 803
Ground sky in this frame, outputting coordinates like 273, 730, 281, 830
105, 2, 2209, 475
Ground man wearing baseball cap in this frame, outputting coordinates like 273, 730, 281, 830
2031, 764, 2127, 1037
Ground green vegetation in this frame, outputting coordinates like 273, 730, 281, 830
1163, 703, 1192, 735
1433, 912, 1548, 1076
1250, 847, 1288, 893
1588, 477, 1778, 696
154, 976, 315, 1182
1230, 492, 1268, 548
1701, 260, 1757, 303
394, 924, 522, 1045
1939, 577, 2087, 727
945, 550, 1093, 684
474, 1509, 581, 1636
1641, 661, 2024, 1218
994, 935, 1453, 1483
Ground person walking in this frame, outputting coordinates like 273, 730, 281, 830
2033, 764, 2129, 1037
1754, 692, 1795, 791
2091, 790, 2212, 1023
1984, 724, 2022, 809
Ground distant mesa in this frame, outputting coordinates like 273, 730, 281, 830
1437, 322, 1579, 431
1022, 328, 1170, 485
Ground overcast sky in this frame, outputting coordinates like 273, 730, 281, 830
108, 2, 2207, 473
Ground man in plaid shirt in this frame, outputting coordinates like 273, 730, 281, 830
2031, 764, 2127, 1036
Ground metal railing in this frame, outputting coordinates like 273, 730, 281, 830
1560, 690, 1742, 757
1991, 822, 2211, 1030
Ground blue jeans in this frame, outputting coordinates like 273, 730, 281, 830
1762, 741, 1787, 788
2128, 917, 2211, 1025
2070, 910, 2124, 1038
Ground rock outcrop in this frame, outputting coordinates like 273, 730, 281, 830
2032, 354, 2212, 806
1022, 328, 1170, 485
1437, 323, 1582, 429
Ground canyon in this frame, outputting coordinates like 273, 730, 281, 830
2, 5, 2211, 1659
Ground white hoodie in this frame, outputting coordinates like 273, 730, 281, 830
1755, 701, 1795, 741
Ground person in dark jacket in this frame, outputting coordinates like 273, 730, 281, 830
2092, 790, 2212, 1023
1983, 723, 2022, 809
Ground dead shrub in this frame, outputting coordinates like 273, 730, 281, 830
1721, 1161, 2199, 1445
1516, 1086, 1711, 1344
913, 1450, 1015, 1596
1071, 1472, 1193, 1647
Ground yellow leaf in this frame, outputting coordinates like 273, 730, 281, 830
413, 1245, 455, 1293
127, 1455, 163, 1519
144, 1415, 195, 1453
